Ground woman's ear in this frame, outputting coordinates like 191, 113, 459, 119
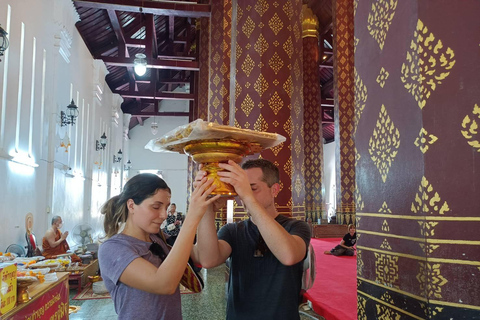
127, 199, 135, 212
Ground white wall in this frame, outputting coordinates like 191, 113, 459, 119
128, 116, 190, 214
0, 0, 124, 252
323, 142, 336, 218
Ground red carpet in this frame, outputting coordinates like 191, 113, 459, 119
304, 238, 357, 320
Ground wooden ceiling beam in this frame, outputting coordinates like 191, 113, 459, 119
129, 112, 190, 117
101, 56, 199, 70
115, 90, 195, 100
73, 0, 211, 18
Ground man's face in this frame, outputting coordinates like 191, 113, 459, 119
169, 204, 176, 213
55, 219, 63, 229
245, 167, 278, 213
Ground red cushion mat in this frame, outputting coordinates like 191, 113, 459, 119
303, 238, 357, 320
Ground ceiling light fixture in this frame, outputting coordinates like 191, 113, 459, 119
134, 53, 147, 76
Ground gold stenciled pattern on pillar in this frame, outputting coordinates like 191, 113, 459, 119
242, 54, 255, 77
357, 249, 364, 277
429, 306, 444, 318
254, 114, 268, 132
380, 239, 392, 250
295, 175, 302, 198
268, 13, 283, 35
411, 176, 450, 215
355, 68, 368, 135
401, 19, 456, 109
358, 295, 367, 320
355, 180, 364, 212
461, 104, 480, 152
379, 201, 392, 213
419, 243, 439, 255
368, 105, 401, 183
268, 91, 283, 115
414, 128, 438, 153
269, 52, 284, 75
270, 143, 283, 157
367, 0, 398, 50
241, 94, 255, 117
254, 34, 268, 56
254, 74, 268, 96
242, 16, 255, 38
418, 221, 438, 237
374, 253, 399, 288
254, 0, 268, 16
376, 304, 401, 320
381, 220, 390, 232
417, 262, 448, 299
376, 67, 389, 88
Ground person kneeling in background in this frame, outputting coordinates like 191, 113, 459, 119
324, 224, 356, 256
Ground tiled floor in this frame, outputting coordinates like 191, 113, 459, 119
68, 265, 322, 320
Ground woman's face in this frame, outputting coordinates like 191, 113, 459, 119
128, 189, 171, 235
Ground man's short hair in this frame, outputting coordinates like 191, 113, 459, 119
51, 216, 62, 225
241, 159, 279, 187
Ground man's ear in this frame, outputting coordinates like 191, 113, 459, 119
271, 183, 280, 197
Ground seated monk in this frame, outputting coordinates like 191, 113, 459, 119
42, 216, 81, 263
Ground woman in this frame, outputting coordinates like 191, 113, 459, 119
98, 173, 219, 320
324, 224, 356, 256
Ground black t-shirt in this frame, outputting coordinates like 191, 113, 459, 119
343, 232, 356, 247
218, 215, 311, 320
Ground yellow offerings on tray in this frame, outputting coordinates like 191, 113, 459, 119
0, 262, 17, 315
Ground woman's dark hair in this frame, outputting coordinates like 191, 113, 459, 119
101, 173, 171, 238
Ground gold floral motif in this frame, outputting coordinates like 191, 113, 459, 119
295, 175, 302, 198
358, 295, 367, 320
284, 156, 293, 178
376, 305, 401, 320
241, 94, 255, 117
417, 262, 448, 299
254, 74, 268, 97
268, 92, 283, 115
354, 0, 359, 17
367, 0, 398, 50
355, 147, 361, 167
270, 143, 283, 156
355, 180, 364, 212
380, 292, 394, 304
241, 54, 255, 77
294, 136, 301, 157
355, 67, 368, 134
220, 85, 228, 98
429, 306, 444, 317
293, 98, 301, 117
401, 19, 456, 109
357, 250, 364, 277
283, 76, 293, 99
354, 36, 359, 53
269, 52, 284, 75
414, 128, 438, 153
376, 67, 389, 88
419, 243, 439, 255
254, 34, 269, 56
213, 52, 221, 65
282, 36, 294, 59
411, 176, 450, 215
368, 105, 401, 183
375, 253, 399, 287
213, 74, 221, 87
381, 220, 390, 232
254, 0, 268, 16
293, 22, 301, 41
268, 13, 283, 36
235, 80, 241, 101
380, 239, 392, 251
212, 96, 220, 109
461, 104, 480, 152
418, 221, 438, 237
283, 1, 294, 20
254, 114, 268, 132
283, 116, 293, 137
379, 201, 391, 213
242, 16, 256, 39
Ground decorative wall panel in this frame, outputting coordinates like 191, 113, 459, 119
355, 0, 480, 318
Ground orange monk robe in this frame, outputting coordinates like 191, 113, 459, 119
42, 229, 69, 259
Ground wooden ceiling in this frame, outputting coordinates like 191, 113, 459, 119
72, 0, 335, 143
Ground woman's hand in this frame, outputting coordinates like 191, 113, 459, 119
187, 177, 221, 221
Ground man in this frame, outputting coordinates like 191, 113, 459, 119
162, 203, 183, 246
191, 159, 311, 320
42, 216, 70, 259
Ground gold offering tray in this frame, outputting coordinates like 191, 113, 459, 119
145, 119, 285, 154
145, 119, 286, 196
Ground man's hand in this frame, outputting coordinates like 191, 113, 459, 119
217, 160, 254, 201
